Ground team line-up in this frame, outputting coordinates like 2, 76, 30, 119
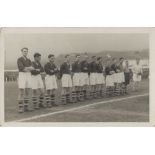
17, 47, 143, 113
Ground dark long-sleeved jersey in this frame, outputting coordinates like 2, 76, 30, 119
105, 66, 113, 76
17, 56, 32, 72
96, 62, 103, 73
44, 62, 58, 75
89, 61, 98, 73
60, 62, 71, 77
31, 61, 44, 75
111, 63, 117, 73
72, 61, 81, 73
80, 60, 89, 73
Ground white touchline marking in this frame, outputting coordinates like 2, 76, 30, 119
13, 93, 149, 122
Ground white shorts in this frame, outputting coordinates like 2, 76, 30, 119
96, 73, 105, 85
90, 73, 98, 86
45, 75, 58, 90
120, 72, 125, 83
18, 72, 32, 89
61, 74, 72, 88
133, 74, 142, 82
31, 74, 44, 90
114, 72, 125, 83
73, 73, 82, 87
106, 75, 114, 87
81, 73, 90, 86
113, 73, 121, 83
112, 73, 117, 83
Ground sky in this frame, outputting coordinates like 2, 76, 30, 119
4, 33, 149, 68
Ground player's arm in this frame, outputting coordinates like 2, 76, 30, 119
17, 59, 33, 72
25, 60, 34, 71
31, 62, 41, 75
59, 63, 64, 79
54, 64, 59, 73
17, 58, 25, 72
72, 63, 75, 73
105, 67, 111, 75
71, 63, 75, 77
40, 64, 45, 73
44, 63, 52, 75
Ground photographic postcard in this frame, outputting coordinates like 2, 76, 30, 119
0, 27, 155, 126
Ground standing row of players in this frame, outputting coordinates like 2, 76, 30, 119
17, 47, 143, 113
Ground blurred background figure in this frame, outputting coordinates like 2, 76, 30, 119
132, 58, 143, 91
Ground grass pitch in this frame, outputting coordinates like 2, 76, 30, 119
5, 79, 149, 122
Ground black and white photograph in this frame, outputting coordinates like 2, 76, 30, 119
3, 28, 150, 125
1, 1, 155, 155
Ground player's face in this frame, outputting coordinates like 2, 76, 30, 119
49, 56, 55, 62
22, 49, 28, 57
125, 61, 128, 66
66, 56, 70, 62
76, 56, 80, 61
35, 56, 41, 62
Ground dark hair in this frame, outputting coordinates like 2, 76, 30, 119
65, 54, 69, 58
48, 54, 54, 58
34, 53, 41, 58
76, 54, 80, 57
119, 57, 124, 61
21, 47, 28, 51
97, 57, 102, 61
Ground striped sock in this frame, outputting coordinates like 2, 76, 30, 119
24, 97, 29, 111
18, 99, 24, 113
90, 91, 93, 99
61, 94, 66, 105
93, 91, 97, 98
51, 95, 57, 106
83, 90, 87, 99
66, 94, 70, 103
32, 96, 39, 110
72, 91, 77, 103
45, 95, 51, 108
76, 91, 80, 101
39, 95, 46, 108
80, 91, 84, 101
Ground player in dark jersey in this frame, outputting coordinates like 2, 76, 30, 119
60, 55, 73, 104
96, 57, 105, 98
111, 58, 119, 96
124, 60, 131, 94
118, 57, 125, 95
44, 54, 59, 107
89, 56, 98, 98
17, 47, 34, 113
105, 58, 115, 96
72, 55, 83, 101
80, 53, 90, 99
31, 53, 46, 109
